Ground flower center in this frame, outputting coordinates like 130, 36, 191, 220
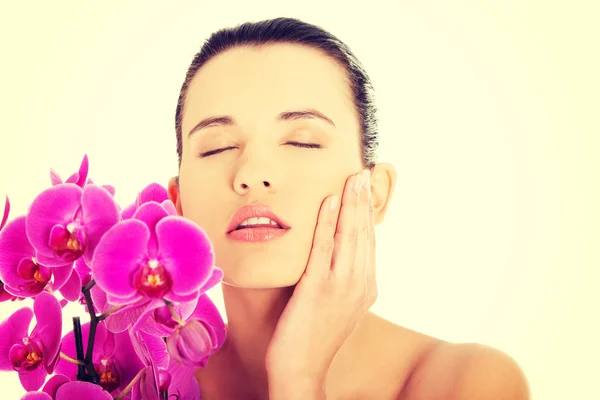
135, 260, 171, 298
95, 359, 120, 393
49, 223, 86, 262
16, 258, 50, 294
10, 337, 44, 371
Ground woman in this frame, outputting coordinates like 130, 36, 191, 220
166, 17, 529, 400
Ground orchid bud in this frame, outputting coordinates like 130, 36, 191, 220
166, 319, 214, 367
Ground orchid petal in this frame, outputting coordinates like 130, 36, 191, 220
160, 200, 177, 216
142, 296, 199, 337
0, 307, 33, 370
131, 330, 169, 370
58, 269, 81, 302
111, 330, 146, 392
42, 373, 71, 398
21, 392, 52, 400
129, 298, 164, 334
75, 155, 89, 187
81, 185, 120, 264
31, 292, 62, 371
34, 251, 72, 268
102, 185, 116, 196
18, 361, 47, 391
50, 264, 75, 292
121, 204, 136, 220
167, 357, 201, 399
0, 195, 10, 230
90, 285, 108, 314
26, 183, 82, 259
200, 266, 224, 294
55, 381, 113, 399
74, 257, 92, 287
155, 217, 214, 295
0, 217, 36, 286
136, 183, 168, 207
104, 300, 148, 333
132, 202, 168, 259
50, 168, 63, 186
65, 172, 79, 184
92, 219, 149, 300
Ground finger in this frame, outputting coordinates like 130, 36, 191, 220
304, 194, 339, 280
331, 170, 368, 277
366, 183, 377, 303
352, 169, 370, 280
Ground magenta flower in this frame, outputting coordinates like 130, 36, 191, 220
55, 321, 145, 394
128, 330, 168, 400
93, 201, 214, 305
0, 216, 80, 300
25, 183, 120, 267
0, 279, 24, 302
121, 183, 175, 220
21, 380, 113, 400
166, 293, 226, 368
0, 292, 62, 391
1, 195, 10, 231
49, 154, 115, 197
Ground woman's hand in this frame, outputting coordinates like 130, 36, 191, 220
266, 169, 377, 398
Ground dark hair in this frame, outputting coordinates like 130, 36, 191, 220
174, 17, 379, 171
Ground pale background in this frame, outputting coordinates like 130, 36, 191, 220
1, 1, 598, 399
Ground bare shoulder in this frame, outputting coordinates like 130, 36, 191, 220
399, 339, 531, 400
340, 313, 530, 400
330, 312, 445, 399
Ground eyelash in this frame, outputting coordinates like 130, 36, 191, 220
199, 142, 322, 158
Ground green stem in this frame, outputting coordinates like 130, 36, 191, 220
60, 351, 85, 365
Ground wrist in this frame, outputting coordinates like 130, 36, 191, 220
268, 374, 326, 400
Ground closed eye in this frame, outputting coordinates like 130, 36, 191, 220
199, 142, 322, 158
286, 141, 322, 149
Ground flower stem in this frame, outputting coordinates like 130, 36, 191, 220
60, 351, 85, 365
72, 317, 92, 382
80, 280, 100, 383
98, 305, 121, 321
83, 279, 96, 292
165, 300, 185, 325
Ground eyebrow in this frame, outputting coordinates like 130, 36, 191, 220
187, 108, 335, 138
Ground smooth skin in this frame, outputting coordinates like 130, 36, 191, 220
168, 43, 530, 399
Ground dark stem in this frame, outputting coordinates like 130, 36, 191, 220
81, 280, 100, 383
72, 317, 88, 382
83, 279, 96, 293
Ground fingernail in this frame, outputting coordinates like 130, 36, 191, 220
329, 195, 338, 211
354, 172, 364, 193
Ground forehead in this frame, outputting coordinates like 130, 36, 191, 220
182, 43, 357, 134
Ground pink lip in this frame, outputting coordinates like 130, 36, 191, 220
226, 204, 290, 234
227, 226, 289, 242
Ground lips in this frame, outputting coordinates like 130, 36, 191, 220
226, 204, 290, 234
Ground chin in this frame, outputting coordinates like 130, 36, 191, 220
221, 260, 305, 289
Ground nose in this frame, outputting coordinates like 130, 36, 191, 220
233, 173, 274, 195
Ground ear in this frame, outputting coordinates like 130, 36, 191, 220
167, 176, 183, 216
369, 162, 397, 225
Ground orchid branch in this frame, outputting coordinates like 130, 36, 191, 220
59, 351, 85, 365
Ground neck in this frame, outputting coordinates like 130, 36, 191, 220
219, 282, 295, 397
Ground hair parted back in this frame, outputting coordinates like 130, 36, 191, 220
174, 17, 379, 172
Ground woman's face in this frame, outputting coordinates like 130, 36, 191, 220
171, 43, 364, 288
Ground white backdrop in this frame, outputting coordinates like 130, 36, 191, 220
1, 1, 598, 399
